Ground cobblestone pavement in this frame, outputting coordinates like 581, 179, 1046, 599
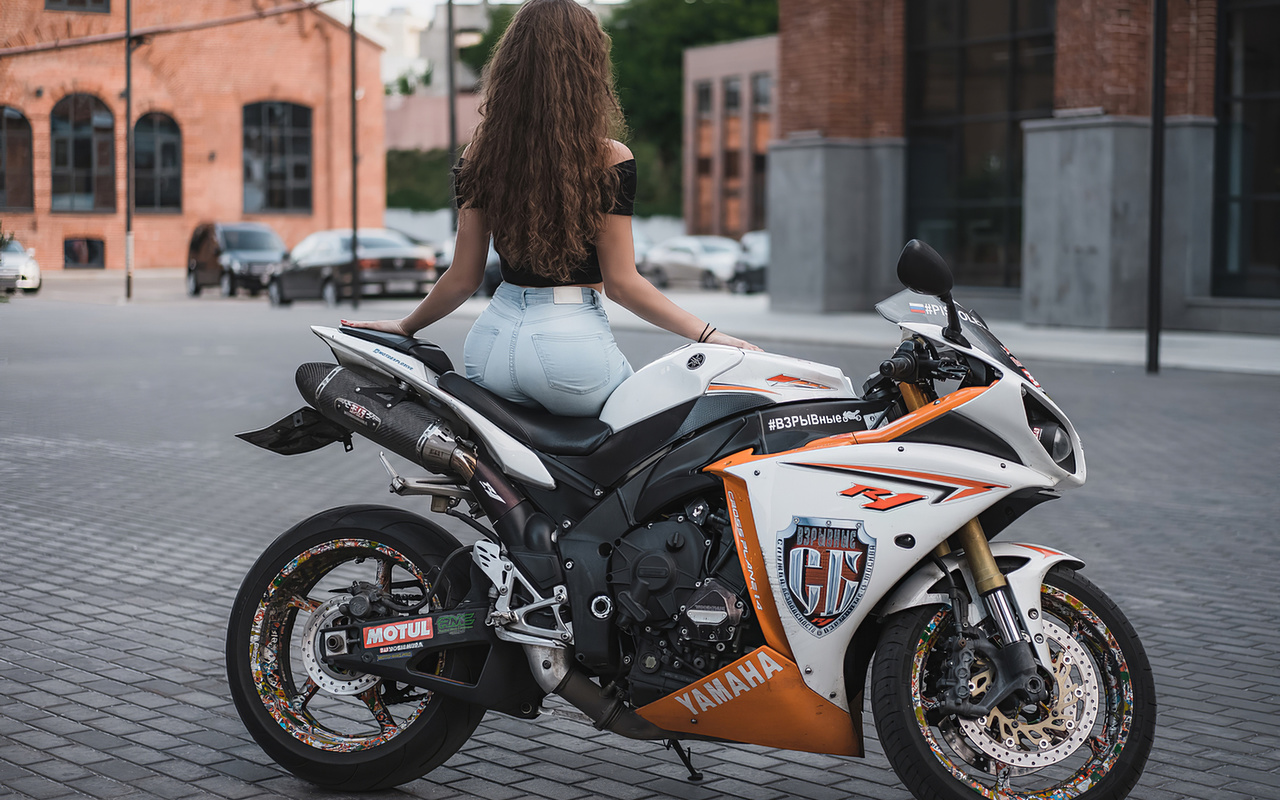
1, 290, 1278, 800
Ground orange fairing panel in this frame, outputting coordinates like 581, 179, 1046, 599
710, 475, 792, 660
636, 647, 862, 756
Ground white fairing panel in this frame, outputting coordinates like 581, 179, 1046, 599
599, 345, 856, 431
310, 326, 555, 489
722, 435, 1056, 708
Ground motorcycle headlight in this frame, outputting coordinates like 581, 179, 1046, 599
1024, 393, 1075, 471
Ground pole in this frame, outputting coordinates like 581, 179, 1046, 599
447, 0, 458, 232
350, 0, 360, 309
125, 0, 133, 300
1146, 0, 1167, 374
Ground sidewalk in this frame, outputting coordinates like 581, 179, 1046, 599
35, 267, 1280, 376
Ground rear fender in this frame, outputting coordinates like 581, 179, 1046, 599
876, 542, 1085, 667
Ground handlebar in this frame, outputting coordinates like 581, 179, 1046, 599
880, 354, 916, 380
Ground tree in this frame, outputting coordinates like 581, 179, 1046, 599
458, 4, 517, 77
607, 0, 778, 215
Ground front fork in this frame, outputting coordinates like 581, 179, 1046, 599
900, 383, 1049, 713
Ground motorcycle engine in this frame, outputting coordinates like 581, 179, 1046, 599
606, 498, 759, 707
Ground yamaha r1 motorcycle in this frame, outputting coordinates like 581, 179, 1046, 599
227, 241, 1155, 799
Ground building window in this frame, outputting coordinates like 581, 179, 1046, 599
1214, 1, 1280, 299
721, 76, 743, 236
51, 94, 116, 212
135, 113, 182, 212
1, 107, 34, 211
905, 0, 1055, 288
45, 0, 110, 11
750, 73, 772, 232
693, 81, 714, 235
64, 237, 105, 269
243, 102, 312, 213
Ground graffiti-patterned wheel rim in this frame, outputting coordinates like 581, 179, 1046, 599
910, 584, 1134, 799
249, 538, 443, 752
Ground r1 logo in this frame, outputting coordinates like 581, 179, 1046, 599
840, 484, 925, 511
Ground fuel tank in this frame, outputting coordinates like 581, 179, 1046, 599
295, 362, 461, 474
599, 344, 858, 431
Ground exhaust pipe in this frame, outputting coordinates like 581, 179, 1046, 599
295, 362, 469, 477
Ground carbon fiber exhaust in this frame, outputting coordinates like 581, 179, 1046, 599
295, 362, 471, 478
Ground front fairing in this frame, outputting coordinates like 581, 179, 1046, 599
875, 289, 1085, 487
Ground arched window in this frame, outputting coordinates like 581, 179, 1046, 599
1, 106, 34, 211
243, 101, 312, 213
51, 93, 115, 212
135, 113, 181, 211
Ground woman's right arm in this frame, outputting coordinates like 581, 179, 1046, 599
342, 208, 490, 336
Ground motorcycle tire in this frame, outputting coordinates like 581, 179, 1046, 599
225, 504, 485, 791
871, 566, 1155, 800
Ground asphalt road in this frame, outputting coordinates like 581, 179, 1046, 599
1, 286, 1277, 800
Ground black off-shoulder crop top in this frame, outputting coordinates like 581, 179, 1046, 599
453, 159, 637, 287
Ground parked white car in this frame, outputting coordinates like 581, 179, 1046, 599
638, 235, 743, 289
0, 237, 40, 295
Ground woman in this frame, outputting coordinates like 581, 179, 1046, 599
343, 0, 758, 417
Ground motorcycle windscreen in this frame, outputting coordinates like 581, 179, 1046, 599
875, 289, 1043, 388
236, 407, 353, 455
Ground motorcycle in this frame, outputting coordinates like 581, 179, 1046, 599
227, 240, 1155, 799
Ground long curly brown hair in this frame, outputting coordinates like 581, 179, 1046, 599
458, 0, 625, 283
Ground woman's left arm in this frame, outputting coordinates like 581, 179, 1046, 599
597, 215, 760, 351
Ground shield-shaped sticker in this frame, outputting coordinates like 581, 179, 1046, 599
776, 517, 876, 637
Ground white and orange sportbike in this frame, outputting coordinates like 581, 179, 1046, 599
228, 241, 1155, 800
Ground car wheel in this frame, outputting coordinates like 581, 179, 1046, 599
700, 270, 721, 291
322, 280, 338, 308
220, 271, 237, 298
730, 277, 748, 294
267, 279, 291, 307
646, 266, 669, 289
186, 268, 201, 297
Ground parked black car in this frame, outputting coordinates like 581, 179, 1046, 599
266, 228, 437, 307
187, 222, 287, 297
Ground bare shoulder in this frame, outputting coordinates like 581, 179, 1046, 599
607, 139, 634, 165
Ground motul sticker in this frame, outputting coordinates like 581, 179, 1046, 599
363, 618, 433, 649
776, 517, 875, 637
335, 397, 381, 431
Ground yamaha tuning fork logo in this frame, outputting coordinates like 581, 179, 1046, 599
776, 517, 876, 637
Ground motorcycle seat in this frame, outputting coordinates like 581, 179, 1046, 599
339, 327, 454, 376
438, 371, 614, 456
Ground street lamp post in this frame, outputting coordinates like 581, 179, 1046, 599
125, 0, 134, 300
350, 0, 360, 309
447, 0, 458, 232
1146, 0, 1167, 374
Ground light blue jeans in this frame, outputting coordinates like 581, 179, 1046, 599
463, 283, 633, 417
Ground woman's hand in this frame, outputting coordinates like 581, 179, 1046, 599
339, 318, 412, 337
707, 330, 762, 352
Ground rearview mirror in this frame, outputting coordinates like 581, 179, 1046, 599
896, 239, 968, 347
896, 239, 953, 297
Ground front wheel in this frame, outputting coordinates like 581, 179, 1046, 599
225, 506, 484, 790
267, 279, 291, 307
221, 270, 237, 298
871, 566, 1155, 800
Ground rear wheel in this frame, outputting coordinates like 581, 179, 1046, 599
186, 266, 201, 297
221, 270, 237, 298
871, 567, 1155, 800
700, 270, 721, 290
268, 279, 291, 307
225, 506, 484, 790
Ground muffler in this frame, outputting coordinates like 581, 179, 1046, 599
295, 362, 470, 477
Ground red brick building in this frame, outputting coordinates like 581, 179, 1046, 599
697, 0, 1277, 333
0, 0, 385, 272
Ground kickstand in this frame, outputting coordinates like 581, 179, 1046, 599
666, 739, 703, 781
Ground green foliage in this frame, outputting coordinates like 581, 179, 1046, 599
458, 5, 517, 77
386, 149, 456, 211
607, 0, 778, 215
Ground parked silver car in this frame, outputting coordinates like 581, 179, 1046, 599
638, 235, 743, 289
0, 237, 41, 295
